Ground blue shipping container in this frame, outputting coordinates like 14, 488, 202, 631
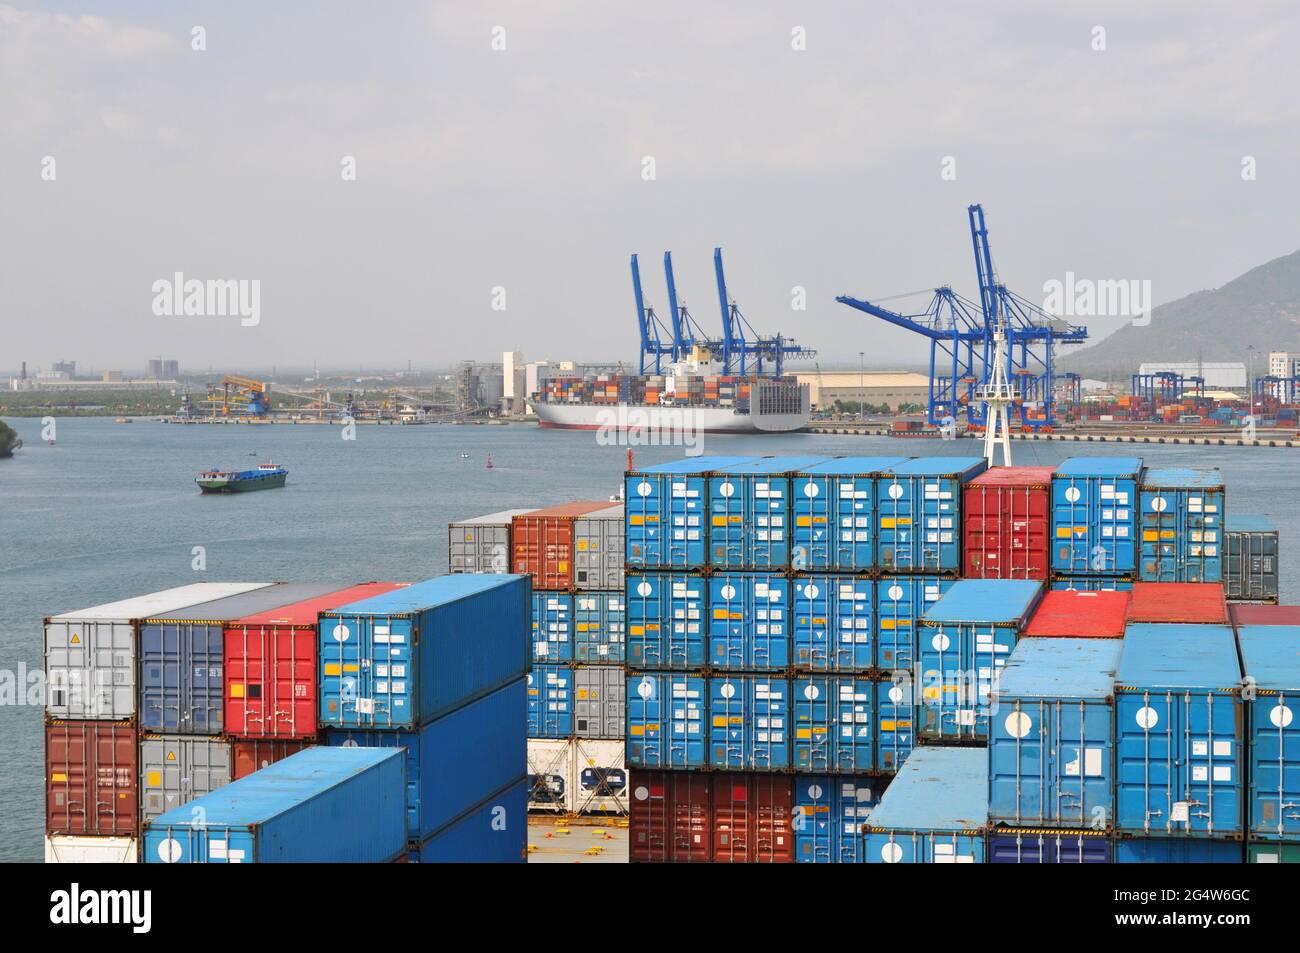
531, 591, 573, 663
793, 676, 875, 773
574, 590, 625, 663
1051, 456, 1143, 575
409, 777, 527, 862
1137, 467, 1225, 583
793, 574, 874, 672
916, 579, 1043, 742
709, 675, 790, 770
877, 457, 987, 572
794, 775, 887, 863
708, 456, 830, 569
876, 675, 915, 773
625, 572, 707, 669
140, 583, 337, 735
625, 457, 751, 569
876, 575, 957, 670
1114, 837, 1243, 863
709, 572, 790, 670
627, 672, 707, 768
1050, 575, 1135, 592
987, 829, 1111, 863
989, 638, 1122, 829
1115, 623, 1243, 838
865, 746, 988, 863
527, 664, 572, 738
319, 574, 529, 729
790, 457, 909, 571
143, 747, 406, 863
1237, 625, 1300, 841
324, 678, 524, 841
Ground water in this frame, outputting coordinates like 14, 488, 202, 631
1, 417, 1294, 861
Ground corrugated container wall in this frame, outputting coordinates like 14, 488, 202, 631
409, 777, 527, 862
448, 508, 537, 574
877, 457, 988, 573
575, 590, 625, 663
1051, 457, 1143, 575
629, 769, 711, 862
709, 676, 790, 771
625, 572, 707, 669
46, 720, 138, 837
793, 776, 887, 863
141, 584, 340, 735
1230, 604, 1300, 627
44, 582, 272, 722
961, 466, 1055, 580
864, 747, 988, 863
792, 574, 874, 672
989, 638, 1122, 829
527, 664, 623, 739
1021, 589, 1130, 638
708, 457, 830, 569
1126, 582, 1227, 624
790, 457, 909, 571
572, 504, 625, 590
231, 739, 313, 780
512, 502, 623, 591
138, 734, 232, 823
627, 673, 707, 769
45, 835, 139, 864
708, 572, 790, 670
1114, 837, 1243, 863
988, 830, 1112, 863
143, 747, 407, 863
876, 575, 956, 671
1137, 467, 1225, 582
1237, 625, 1300, 842
319, 574, 529, 729
625, 457, 751, 570
792, 676, 874, 773
1224, 515, 1280, 603
1114, 623, 1243, 839
531, 591, 573, 663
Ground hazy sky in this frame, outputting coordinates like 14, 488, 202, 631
3, 1, 1298, 374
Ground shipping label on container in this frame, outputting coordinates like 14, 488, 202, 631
626, 572, 707, 670
1114, 689, 1243, 837
318, 614, 417, 728
625, 474, 709, 569
708, 474, 794, 569
708, 573, 791, 670
708, 676, 790, 771
574, 592, 625, 663
792, 677, 875, 773
1138, 485, 1225, 583
988, 830, 1112, 864
794, 776, 884, 863
627, 673, 707, 768
917, 621, 1018, 742
138, 622, 225, 734
44, 620, 136, 720
877, 475, 965, 572
875, 576, 955, 671
875, 676, 915, 774
790, 474, 877, 571
793, 575, 873, 672
531, 591, 574, 663
1051, 474, 1139, 575
527, 664, 573, 738
630, 769, 712, 862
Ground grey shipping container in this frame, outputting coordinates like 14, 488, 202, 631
1224, 515, 1279, 604
574, 665, 625, 740
573, 504, 625, 591
448, 508, 537, 574
139, 734, 232, 823
44, 583, 272, 722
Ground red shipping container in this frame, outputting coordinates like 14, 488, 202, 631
225, 582, 407, 739
1127, 582, 1228, 624
512, 501, 615, 591
961, 466, 1056, 580
1022, 589, 1130, 638
231, 739, 316, 779
1229, 604, 1300, 627
711, 774, 794, 864
45, 720, 138, 836
630, 769, 712, 862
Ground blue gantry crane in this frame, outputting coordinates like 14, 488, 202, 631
712, 246, 815, 376
663, 251, 723, 363
631, 253, 678, 374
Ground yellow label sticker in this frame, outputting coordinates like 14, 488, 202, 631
712, 515, 728, 527
324, 663, 341, 676
1143, 530, 1159, 542
712, 716, 728, 728
166, 751, 176, 762
629, 515, 645, 526
796, 728, 812, 739
713, 608, 729, 619
796, 516, 812, 527
630, 625, 645, 636
51, 772, 67, 783
577, 540, 588, 551
69, 634, 81, 645
147, 771, 161, 787
230, 683, 245, 699
629, 725, 644, 736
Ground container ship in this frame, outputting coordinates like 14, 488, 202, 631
527, 357, 811, 434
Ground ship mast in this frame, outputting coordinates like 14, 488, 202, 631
977, 294, 1016, 466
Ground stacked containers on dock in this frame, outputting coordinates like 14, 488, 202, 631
1137, 467, 1225, 583
1051, 456, 1143, 587
1237, 626, 1300, 857
1224, 515, 1280, 604
916, 579, 1044, 743
448, 508, 537, 574
987, 638, 1123, 862
961, 466, 1055, 580
318, 575, 530, 861
863, 746, 988, 863
513, 501, 628, 815
43, 582, 272, 863
1113, 622, 1244, 857
136, 583, 347, 825
143, 747, 408, 863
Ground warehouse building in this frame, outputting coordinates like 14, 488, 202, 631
1136, 361, 1246, 391
793, 370, 930, 411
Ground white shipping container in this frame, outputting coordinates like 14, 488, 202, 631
527, 739, 575, 813
45, 835, 139, 863
526, 738, 628, 815
448, 508, 538, 574
44, 583, 271, 721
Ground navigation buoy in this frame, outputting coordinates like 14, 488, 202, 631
485, 453, 494, 470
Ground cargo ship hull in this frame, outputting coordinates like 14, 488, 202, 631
526, 400, 809, 434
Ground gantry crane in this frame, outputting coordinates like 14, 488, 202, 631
712, 247, 815, 376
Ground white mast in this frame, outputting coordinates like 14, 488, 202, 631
977, 295, 1016, 467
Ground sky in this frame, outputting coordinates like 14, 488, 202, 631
3, 1, 1298, 375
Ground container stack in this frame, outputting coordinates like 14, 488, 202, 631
316, 575, 531, 862
44, 582, 272, 863
512, 502, 629, 816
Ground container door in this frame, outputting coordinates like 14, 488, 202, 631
709, 677, 788, 770
526, 740, 574, 813
625, 572, 706, 669
1053, 476, 1136, 574
531, 592, 573, 663
320, 614, 415, 728
708, 475, 747, 568
876, 576, 954, 670
747, 476, 790, 568
45, 722, 138, 837
573, 739, 627, 814
1181, 689, 1242, 835
1250, 692, 1300, 840
791, 474, 832, 569
191, 624, 224, 733
875, 677, 914, 773
629, 770, 711, 862
45, 620, 135, 720
709, 573, 789, 670
627, 474, 707, 569
526, 665, 572, 738
918, 621, 999, 742
793, 575, 873, 672
1056, 695, 1114, 828
877, 477, 918, 570
829, 475, 876, 571
627, 674, 705, 768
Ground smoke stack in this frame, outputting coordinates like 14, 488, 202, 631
21, 361, 26, 380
